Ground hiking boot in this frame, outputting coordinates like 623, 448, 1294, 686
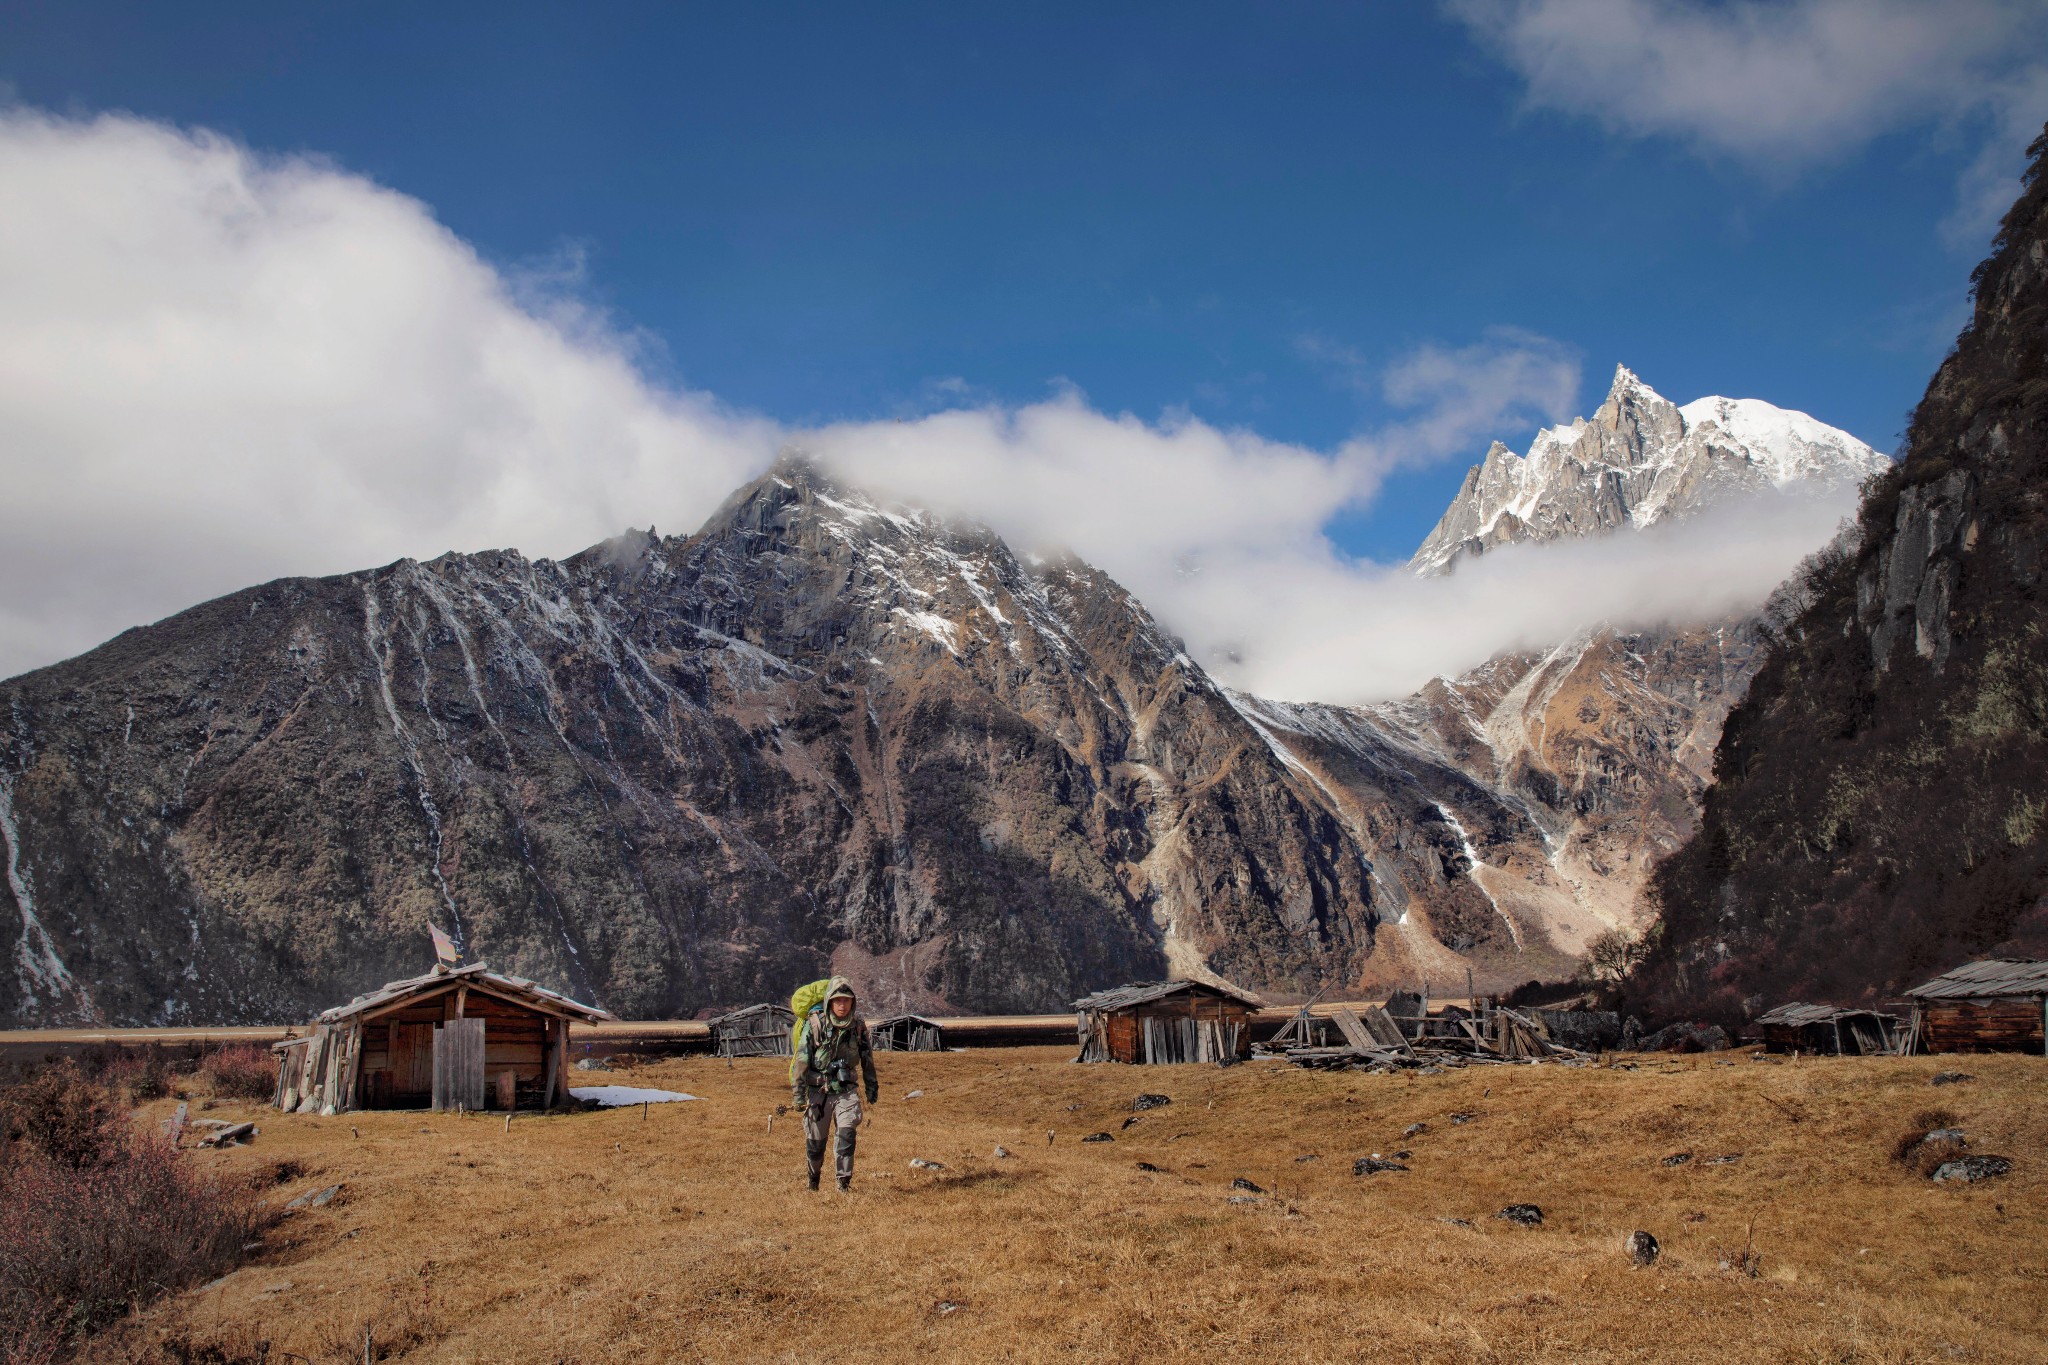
836, 1176, 851, 1193
806, 1171, 820, 1192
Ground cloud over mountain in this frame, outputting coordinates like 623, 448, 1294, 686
0, 108, 1869, 703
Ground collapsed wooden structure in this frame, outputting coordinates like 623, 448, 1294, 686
870, 1013, 947, 1051
707, 1003, 796, 1058
272, 963, 613, 1114
1074, 980, 1261, 1064
1904, 959, 2048, 1054
1754, 1002, 1902, 1056
1270, 999, 1594, 1071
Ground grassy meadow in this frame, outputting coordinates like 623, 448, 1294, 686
82, 1046, 2047, 1364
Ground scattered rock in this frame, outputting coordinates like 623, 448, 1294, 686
1930, 1072, 1975, 1087
1449, 1112, 1478, 1125
283, 1183, 343, 1211
1135, 1161, 1162, 1172
1932, 1155, 2012, 1184
1063, 1102, 1083, 1112
1635, 1022, 1732, 1053
1353, 1157, 1409, 1175
1294, 1154, 1320, 1163
1706, 1154, 1743, 1166
1625, 1230, 1660, 1267
908, 1158, 948, 1172
1437, 1217, 1474, 1228
1132, 1094, 1172, 1111
574, 1058, 612, 1072
1682, 1211, 1706, 1223
1120, 1116, 1142, 1129
904, 1089, 925, 1099
1662, 1153, 1693, 1167
1495, 1203, 1544, 1227
1227, 1195, 1260, 1206
1922, 1128, 1967, 1146
992, 1145, 1012, 1159
1403, 1123, 1428, 1138
934, 1301, 960, 1316
1393, 1149, 1412, 1159
1230, 1177, 1264, 1193
1081, 1132, 1113, 1143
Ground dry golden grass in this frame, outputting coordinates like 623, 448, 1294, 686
88, 1048, 2047, 1364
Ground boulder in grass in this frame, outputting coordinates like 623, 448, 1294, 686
1932, 1155, 2012, 1184
1230, 1177, 1264, 1193
1930, 1072, 1975, 1087
1081, 1132, 1114, 1143
1495, 1203, 1544, 1227
1132, 1094, 1172, 1111
1354, 1157, 1409, 1175
1626, 1230, 1659, 1267
908, 1157, 948, 1172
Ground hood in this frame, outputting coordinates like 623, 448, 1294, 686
823, 975, 858, 1023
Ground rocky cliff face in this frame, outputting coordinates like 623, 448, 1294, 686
0, 457, 1389, 1025
1637, 128, 2048, 1016
1411, 366, 1885, 575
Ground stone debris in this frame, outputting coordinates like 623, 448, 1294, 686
992, 1145, 1012, 1159
1626, 1230, 1660, 1267
1449, 1112, 1477, 1125
1495, 1203, 1544, 1227
1930, 1072, 1975, 1087
284, 1184, 343, 1211
1135, 1161, 1162, 1172
574, 1058, 612, 1072
1931, 1155, 2012, 1184
1120, 1116, 1142, 1129
1662, 1153, 1693, 1167
904, 1089, 925, 1099
1706, 1154, 1743, 1166
908, 1158, 948, 1172
1294, 1154, 1321, 1163
1403, 1123, 1428, 1138
1437, 1217, 1474, 1228
1354, 1157, 1409, 1175
1230, 1177, 1264, 1193
1226, 1195, 1260, 1206
1081, 1132, 1113, 1143
1131, 1094, 1172, 1111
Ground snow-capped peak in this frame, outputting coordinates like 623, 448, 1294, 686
1410, 366, 1887, 575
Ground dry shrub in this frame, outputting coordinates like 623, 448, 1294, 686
197, 1046, 275, 1102
1, 1061, 129, 1169
0, 1064, 263, 1359
1890, 1106, 1966, 1175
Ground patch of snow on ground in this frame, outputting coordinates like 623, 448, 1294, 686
570, 1086, 700, 1107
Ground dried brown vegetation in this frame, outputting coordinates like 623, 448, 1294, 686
80, 1046, 2048, 1365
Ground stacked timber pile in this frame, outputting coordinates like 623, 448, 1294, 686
1264, 1001, 1593, 1072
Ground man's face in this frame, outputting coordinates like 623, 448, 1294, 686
830, 996, 853, 1019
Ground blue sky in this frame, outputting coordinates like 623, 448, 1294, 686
3, 1, 2024, 559
2, 2, 2045, 692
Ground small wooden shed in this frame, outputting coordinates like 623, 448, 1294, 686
870, 1014, 947, 1052
1904, 959, 2048, 1054
1754, 1002, 1902, 1056
272, 963, 613, 1114
708, 1003, 795, 1058
1074, 980, 1262, 1064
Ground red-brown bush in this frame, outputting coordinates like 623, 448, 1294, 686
197, 1045, 275, 1101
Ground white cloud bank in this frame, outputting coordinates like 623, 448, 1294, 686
0, 109, 1865, 704
1445, 0, 2048, 247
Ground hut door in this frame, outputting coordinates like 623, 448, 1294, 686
431, 1018, 486, 1112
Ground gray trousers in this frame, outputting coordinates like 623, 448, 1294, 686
803, 1089, 863, 1182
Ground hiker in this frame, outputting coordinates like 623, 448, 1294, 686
792, 976, 879, 1192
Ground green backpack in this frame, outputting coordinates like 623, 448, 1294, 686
788, 978, 832, 1082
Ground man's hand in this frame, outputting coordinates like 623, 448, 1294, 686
865, 1087, 878, 1105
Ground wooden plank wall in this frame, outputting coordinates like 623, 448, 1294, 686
1924, 998, 2047, 1054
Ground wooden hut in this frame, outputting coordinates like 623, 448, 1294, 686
1074, 980, 1262, 1064
1754, 1002, 1902, 1056
1904, 959, 2048, 1054
870, 1014, 947, 1051
708, 1003, 795, 1058
272, 963, 612, 1115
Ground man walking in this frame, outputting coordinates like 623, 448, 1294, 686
793, 976, 878, 1192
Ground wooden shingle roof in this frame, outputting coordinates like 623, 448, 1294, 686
1905, 959, 2048, 1000
1754, 1002, 1900, 1026
1073, 979, 1265, 1012
316, 962, 614, 1024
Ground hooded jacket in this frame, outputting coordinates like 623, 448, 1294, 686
794, 976, 877, 1104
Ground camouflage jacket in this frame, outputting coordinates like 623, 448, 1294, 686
795, 1011, 877, 1102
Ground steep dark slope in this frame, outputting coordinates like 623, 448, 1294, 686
0, 457, 1380, 1025
1638, 128, 2048, 1016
